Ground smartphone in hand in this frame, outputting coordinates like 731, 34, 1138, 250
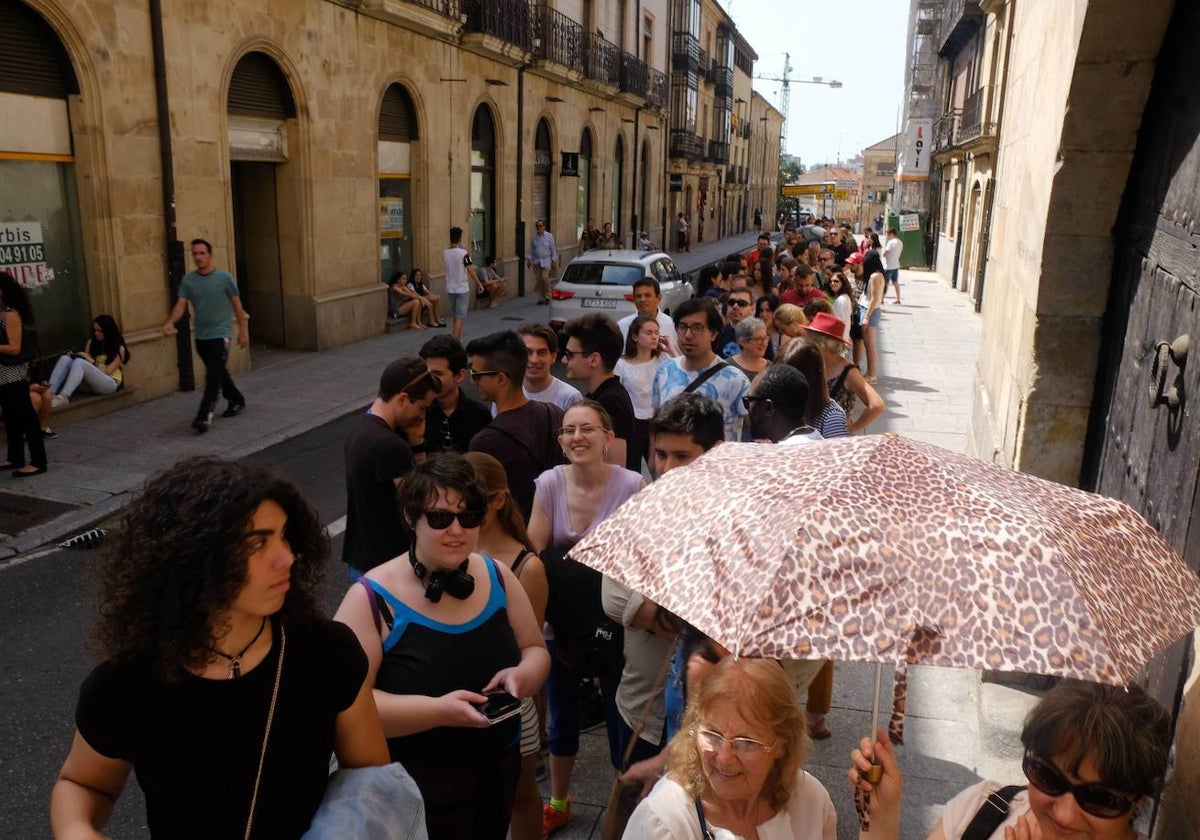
476, 690, 521, 725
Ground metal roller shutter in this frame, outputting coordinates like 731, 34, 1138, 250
227, 52, 296, 119
0, 0, 78, 97
379, 84, 418, 142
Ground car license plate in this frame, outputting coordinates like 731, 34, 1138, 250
581, 298, 618, 309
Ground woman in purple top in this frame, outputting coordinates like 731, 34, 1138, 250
527, 399, 645, 836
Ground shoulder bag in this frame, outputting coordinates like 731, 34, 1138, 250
961, 785, 1025, 840
683, 361, 729, 394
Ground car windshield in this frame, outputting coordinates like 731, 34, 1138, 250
562, 263, 645, 286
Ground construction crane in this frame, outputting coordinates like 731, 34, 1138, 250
755, 53, 842, 155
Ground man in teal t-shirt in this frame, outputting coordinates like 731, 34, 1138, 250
161, 239, 249, 432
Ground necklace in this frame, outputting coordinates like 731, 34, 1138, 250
210, 616, 267, 679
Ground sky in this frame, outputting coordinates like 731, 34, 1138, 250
725, 0, 909, 168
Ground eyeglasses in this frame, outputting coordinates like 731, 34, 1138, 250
693, 727, 774, 758
468, 369, 501, 381
677, 322, 711, 335
726, 299, 751, 308
561, 349, 592, 360
745, 334, 769, 344
559, 424, 604, 437
741, 395, 773, 410
1021, 754, 1137, 819
422, 508, 486, 530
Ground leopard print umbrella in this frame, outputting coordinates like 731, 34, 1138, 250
571, 435, 1200, 742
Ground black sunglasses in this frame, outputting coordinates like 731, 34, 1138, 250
468, 369, 501, 381
1021, 754, 1136, 819
422, 508, 486, 530
741, 395, 773, 410
727, 298, 751, 308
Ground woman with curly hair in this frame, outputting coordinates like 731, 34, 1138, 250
50, 457, 388, 839
625, 656, 865, 839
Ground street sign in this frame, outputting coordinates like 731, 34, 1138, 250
834, 189, 851, 200
781, 182, 835, 197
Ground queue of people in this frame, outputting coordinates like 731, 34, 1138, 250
46, 235, 1178, 840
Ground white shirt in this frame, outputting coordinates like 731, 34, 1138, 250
618, 310, 679, 355
442, 245, 473, 294
624, 770, 837, 840
524, 376, 581, 412
883, 236, 903, 271
614, 357, 663, 419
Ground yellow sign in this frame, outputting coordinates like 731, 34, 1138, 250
834, 189, 851, 200
380, 198, 405, 238
781, 182, 835, 197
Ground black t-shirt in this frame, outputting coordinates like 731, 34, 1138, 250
425, 389, 492, 454
588, 376, 638, 472
343, 412, 414, 571
75, 619, 366, 840
469, 400, 566, 521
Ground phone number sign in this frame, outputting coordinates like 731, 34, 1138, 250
0, 222, 54, 288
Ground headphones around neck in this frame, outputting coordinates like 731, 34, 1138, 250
408, 541, 475, 603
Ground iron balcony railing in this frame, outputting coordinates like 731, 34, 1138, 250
669, 129, 704, 160
672, 31, 700, 73
620, 52, 648, 96
707, 140, 729, 164
933, 109, 961, 152
713, 66, 733, 100
583, 32, 620, 85
406, 0, 460, 16
698, 48, 710, 78
531, 5, 582, 67
958, 86, 995, 142
462, 0, 531, 50
648, 69, 669, 108
938, 0, 983, 56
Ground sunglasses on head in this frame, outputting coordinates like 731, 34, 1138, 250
422, 508, 486, 530
1022, 754, 1137, 819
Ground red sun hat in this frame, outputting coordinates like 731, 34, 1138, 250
845, 252, 864, 265
804, 312, 852, 347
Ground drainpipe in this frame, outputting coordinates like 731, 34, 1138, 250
149, 0, 193, 390
629, 0, 642, 244
974, 0, 1016, 312
515, 63, 527, 298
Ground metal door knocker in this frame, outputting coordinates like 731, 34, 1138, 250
1148, 334, 1188, 409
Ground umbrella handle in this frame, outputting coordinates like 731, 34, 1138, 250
865, 662, 884, 784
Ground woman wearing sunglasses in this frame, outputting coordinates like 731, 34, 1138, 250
850, 679, 1172, 840
334, 453, 550, 840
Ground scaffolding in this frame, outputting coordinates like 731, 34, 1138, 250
896, 0, 945, 211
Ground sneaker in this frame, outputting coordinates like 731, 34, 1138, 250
222, 402, 246, 418
542, 800, 571, 837
41, 426, 57, 439
192, 412, 213, 433
51, 393, 69, 409
488, 301, 500, 309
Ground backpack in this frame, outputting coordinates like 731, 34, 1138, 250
543, 545, 624, 678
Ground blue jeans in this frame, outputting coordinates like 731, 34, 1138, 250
545, 640, 622, 765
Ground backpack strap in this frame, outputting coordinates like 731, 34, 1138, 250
692, 798, 715, 840
961, 785, 1026, 840
684, 361, 729, 394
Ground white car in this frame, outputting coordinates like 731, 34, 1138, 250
548, 250, 694, 329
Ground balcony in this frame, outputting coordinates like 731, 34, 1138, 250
933, 109, 961, 152
740, 122, 752, 139
583, 32, 620, 85
360, 0, 461, 38
619, 52, 648, 97
531, 5, 583, 69
669, 129, 704, 161
462, 0, 531, 50
713, 66, 733, 101
647, 69, 669, 109
958, 86, 996, 145
698, 48, 710, 80
672, 31, 700, 73
405, 0, 459, 14
707, 140, 729, 164
938, 0, 983, 57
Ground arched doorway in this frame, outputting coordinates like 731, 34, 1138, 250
577, 129, 593, 241
613, 136, 625, 245
227, 51, 297, 347
470, 105, 496, 265
378, 83, 419, 284
0, 0, 89, 356
533, 119, 553, 232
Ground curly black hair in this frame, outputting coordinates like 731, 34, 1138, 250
92, 457, 329, 682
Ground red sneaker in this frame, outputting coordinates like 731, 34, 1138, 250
542, 799, 572, 837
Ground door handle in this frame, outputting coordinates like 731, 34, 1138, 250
1148, 334, 1188, 409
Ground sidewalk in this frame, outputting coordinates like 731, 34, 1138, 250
0, 231, 762, 558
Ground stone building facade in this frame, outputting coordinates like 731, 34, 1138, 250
860, 132, 899, 232
0, 0, 672, 404
907, 0, 1200, 832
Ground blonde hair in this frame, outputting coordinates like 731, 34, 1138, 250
665, 657, 808, 811
772, 304, 808, 332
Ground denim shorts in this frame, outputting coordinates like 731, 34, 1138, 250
884, 268, 900, 285
448, 292, 469, 318
861, 306, 882, 328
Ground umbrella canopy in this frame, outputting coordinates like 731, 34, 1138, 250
570, 435, 1200, 740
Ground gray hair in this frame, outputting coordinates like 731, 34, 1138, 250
735, 316, 766, 344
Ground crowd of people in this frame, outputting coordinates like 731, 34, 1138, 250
45, 225, 1178, 840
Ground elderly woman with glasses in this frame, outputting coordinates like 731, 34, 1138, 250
626, 657, 890, 840
727, 317, 772, 380
851, 679, 1171, 840
334, 453, 550, 840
